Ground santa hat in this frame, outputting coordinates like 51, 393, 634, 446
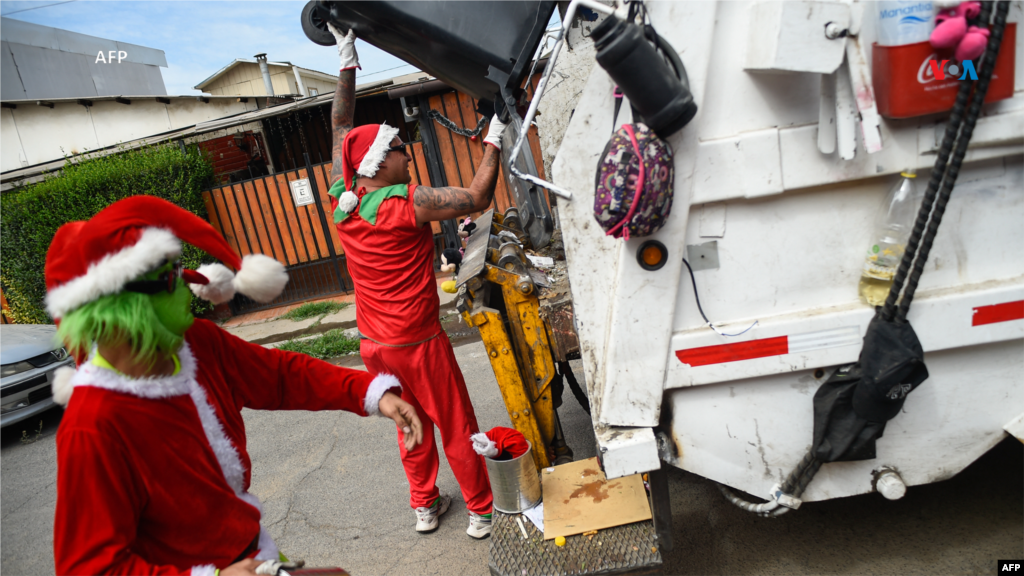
470, 426, 531, 460
44, 196, 288, 319
335, 122, 400, 213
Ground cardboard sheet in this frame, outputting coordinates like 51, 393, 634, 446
541, 457, 652, 540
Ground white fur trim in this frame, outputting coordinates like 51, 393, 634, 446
364, 373, 401, 416
338, 190, 359, 213
66, 343, 196, 400
45, 228, 181, 319
233, 254, 288, 303
51, 366, 76, 406
190, 263, 236, 304
471, 431, 499, 458
191, 565, 216, 576
356, 123, 400, 178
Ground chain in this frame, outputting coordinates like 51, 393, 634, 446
426, 109, 487, 137
296, 111, 310, 156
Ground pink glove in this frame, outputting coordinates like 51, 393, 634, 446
955, 25, 989, 60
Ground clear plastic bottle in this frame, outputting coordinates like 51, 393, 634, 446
858, 171, 920, 307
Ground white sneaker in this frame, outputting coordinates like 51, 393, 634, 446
466, 511, 493, 539
415, 494, 450, 533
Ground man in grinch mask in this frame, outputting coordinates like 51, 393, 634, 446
46, 196, 422, 576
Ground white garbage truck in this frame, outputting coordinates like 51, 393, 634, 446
541, 0, 1023, 512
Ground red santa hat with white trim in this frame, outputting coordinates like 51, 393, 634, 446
335, 122, 401, 213
44, 195, 288, 320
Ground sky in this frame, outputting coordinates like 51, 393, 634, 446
0, 0, 421, 94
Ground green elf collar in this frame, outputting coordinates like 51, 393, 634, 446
327, 178, 408, 225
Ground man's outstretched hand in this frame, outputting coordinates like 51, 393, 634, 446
378, 391, 423, 450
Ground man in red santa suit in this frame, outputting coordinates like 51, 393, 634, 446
325, 24, 506, 538
46, 196, 423, 576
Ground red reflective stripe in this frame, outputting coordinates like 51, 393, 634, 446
675, 336, 789, 367
972, 300, 1024, 326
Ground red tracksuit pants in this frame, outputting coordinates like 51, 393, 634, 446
360, 333, 493, 515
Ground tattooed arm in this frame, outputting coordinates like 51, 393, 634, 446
413, 145, 501, 226
328, 23, 359, 186
330, 69, 355, 186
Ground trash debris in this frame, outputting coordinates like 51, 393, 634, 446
515, 516, 529, 540
555, 536, 566, 547
527, 255, 554, 268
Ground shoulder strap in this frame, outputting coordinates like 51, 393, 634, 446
612, 86, 624, 136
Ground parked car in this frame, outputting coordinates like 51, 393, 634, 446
1, 325, 74, 428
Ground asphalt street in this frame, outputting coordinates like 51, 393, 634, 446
1, 339, 1021, 576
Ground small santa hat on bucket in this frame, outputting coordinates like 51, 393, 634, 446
44, 195, 288, 320
334, 122, 400, 213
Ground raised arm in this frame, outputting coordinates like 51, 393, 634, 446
328, 23, 359, 186
413, 115, 507, 226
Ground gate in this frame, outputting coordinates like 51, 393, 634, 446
202, 144, 435, 314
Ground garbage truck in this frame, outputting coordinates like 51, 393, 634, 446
305, 0, 1023, 564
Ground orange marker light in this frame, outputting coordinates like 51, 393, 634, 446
642, 245, 662, 267
636, 240, 668, 271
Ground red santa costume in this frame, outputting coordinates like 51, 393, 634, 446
327, 124, 493, 515
45, 197, 401, 575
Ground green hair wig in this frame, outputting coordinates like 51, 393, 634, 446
57, 286, 190, 366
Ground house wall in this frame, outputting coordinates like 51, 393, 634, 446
1, 98, 258, 172
299, 74, 338, 97
203, 63, 337, 97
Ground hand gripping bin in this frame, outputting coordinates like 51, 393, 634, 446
872, 23, 1016, 119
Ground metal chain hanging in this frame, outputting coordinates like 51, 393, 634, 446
276, 115, 295, 169
884, 0, 1008, 323
426, 109, 487, 137
295, 111, 310, 157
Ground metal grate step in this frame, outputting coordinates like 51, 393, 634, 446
488, 511, 662, 576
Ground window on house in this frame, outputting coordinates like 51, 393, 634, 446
308, 87, 319, 97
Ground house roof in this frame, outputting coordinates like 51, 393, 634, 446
0, 73, 441, 189
194, 59, 339, 90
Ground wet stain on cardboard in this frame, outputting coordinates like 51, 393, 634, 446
564, 480, 622, 504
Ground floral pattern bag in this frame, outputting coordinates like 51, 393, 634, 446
593, 122, 674, 240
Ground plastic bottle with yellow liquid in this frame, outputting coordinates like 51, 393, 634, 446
858, 170, 920, 307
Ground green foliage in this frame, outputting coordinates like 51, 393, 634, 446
275, 329, 360, 360
279, 301, 349, 322
0, 143, 215, 323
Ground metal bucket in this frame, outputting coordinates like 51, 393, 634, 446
485, 441, 541, 513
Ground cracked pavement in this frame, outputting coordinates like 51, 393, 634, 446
2, 340, 1020, 575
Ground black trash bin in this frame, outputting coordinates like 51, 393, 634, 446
305, 1, 556, 103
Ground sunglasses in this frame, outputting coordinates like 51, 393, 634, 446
124, 261, 183, 295
386, 142, 410, 154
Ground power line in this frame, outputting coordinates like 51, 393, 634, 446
1, 0, 77, 16
359, 63, 419, 78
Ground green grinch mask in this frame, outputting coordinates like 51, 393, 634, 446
141, 261, 194, 338
57, 260, 194, 365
